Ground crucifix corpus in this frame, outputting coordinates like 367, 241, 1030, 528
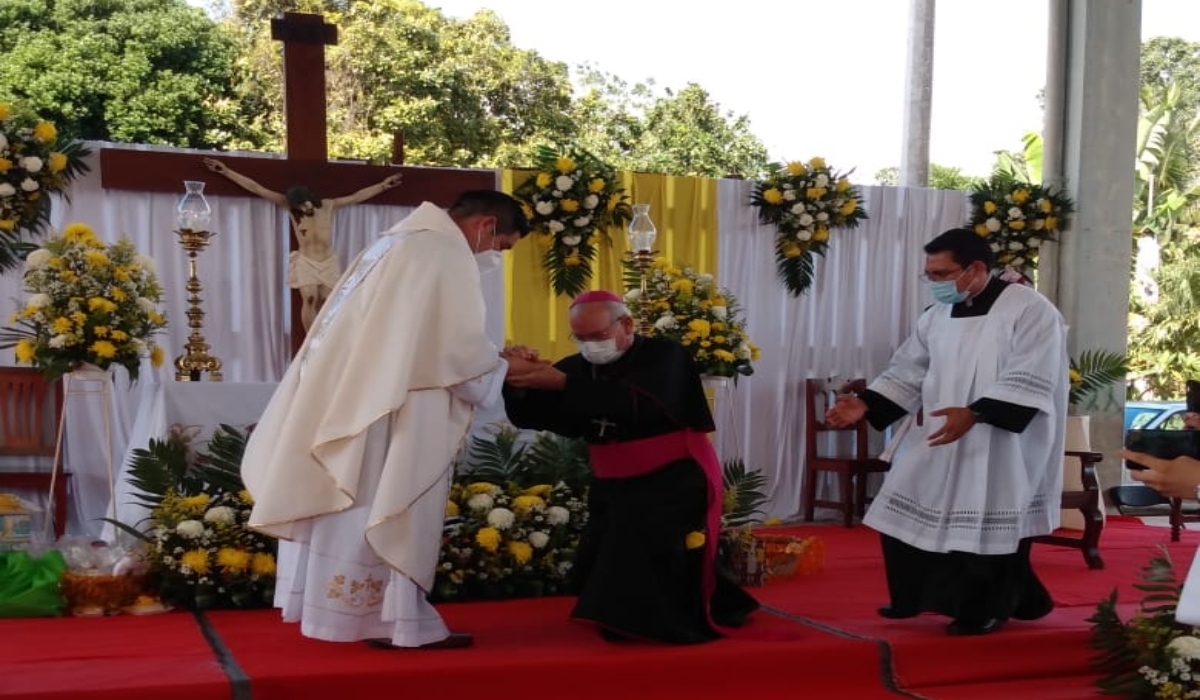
96, 12, 496, 358
591, 417, 616, 438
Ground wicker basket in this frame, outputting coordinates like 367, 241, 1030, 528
60, 572, 147, 615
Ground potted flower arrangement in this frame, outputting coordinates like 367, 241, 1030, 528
625, 257, 759, 378
434, 425, 591, 601
0, 222, 168, 381
1089, 549, 1200, 698
966, 173, 1075, 285
107, 424, 277, 610
0, 103, 91, 272
751, 157, 867, 296
513, 145, 633, 297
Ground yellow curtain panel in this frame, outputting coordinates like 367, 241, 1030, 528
502, 170, 719, 361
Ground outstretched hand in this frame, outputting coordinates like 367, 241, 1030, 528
202, 157, 225, 174
382, 173, 403, 189
825, 394, 867, 428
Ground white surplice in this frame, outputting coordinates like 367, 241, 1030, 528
863, 283, 1068, 555
243, 203, 504, 646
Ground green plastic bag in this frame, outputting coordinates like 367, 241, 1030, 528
0, 550, 67, 617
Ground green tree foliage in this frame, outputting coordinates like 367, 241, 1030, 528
0, 0, 262, 148
872, 164, 978, 190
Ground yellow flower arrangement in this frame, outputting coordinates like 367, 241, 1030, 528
0, 104, 90, 263
0, 222, 167, 381
966, 174, 1075, 283
627, 257, 759, 378
513, 145, 633, 297
751, 157, 868, 296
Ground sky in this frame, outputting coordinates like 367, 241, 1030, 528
420, 0, 1199, 179
189, 0, 1200, 180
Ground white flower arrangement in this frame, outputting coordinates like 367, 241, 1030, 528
966, 174, 1075, 284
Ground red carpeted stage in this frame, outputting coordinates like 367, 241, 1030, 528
2, 517, 1195, 700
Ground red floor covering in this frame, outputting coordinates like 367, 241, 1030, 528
0, 517, 1192, 700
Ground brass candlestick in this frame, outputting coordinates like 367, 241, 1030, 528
173, 228, 223, 382
626, 203, 658, 335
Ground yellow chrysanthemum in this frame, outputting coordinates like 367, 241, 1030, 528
14, 339, 35, 364
84, 250, 109, 267
587, 177, 606, 193
564, 253, 582, 267
761, 188, 784, 205
983, 200, 998, 214
559, 198, 580, 213
974, 224, 990, 237
1045, 216, 1058, 231
179, 494, 211, 512
93, 326, 110, 338
507, 540, 533, 565
713, 349, 736, 363
1011, 188, 1030, 204
808, 156, 827, 170
0, 158, 11, 173
812, 226, 830, 242
90, 340, 117, 359
686, 318, 711, 338
1040, 199, 1054, 214
251, 553, 276, 577
150, 344, 165, 368
180, 549, 210, 575
785, 161, 807, 176
838, 200, 858, 217
0, 219, 14, 231
511, 495, 545, 512
806, 187, 828, 200
1009, 220, 1026, 231
62, 222, 94, 241
685, 531, 706, 550
555, 156, 576, 173
47, 152, 68, 173
87, 297, 118, 314
238, 489, 254, 504
33, 121, 58, 143
523, 484, 553, 498
476, 526, 502, 553
445, 500, 460, 517
835, 178, 851, 193
535, 172, 553, 188
216, 548, 252, 574
466, 482, 497, 496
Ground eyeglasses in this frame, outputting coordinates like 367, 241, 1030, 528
919, 267, 966, 283
569, 319, 621, 343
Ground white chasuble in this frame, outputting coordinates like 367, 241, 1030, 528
242, 203, 504, 645
863, 283, 1068, 555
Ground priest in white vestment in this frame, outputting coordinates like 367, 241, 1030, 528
241, 190, 532, 649
827, 228, 1068, 636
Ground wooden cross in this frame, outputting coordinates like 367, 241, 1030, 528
96, 12, 495, 359
591, 417, 616, 438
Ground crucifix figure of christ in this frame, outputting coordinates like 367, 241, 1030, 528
95, 12, 496, 359
592, 417, 616, 438
203, 157, 403, 331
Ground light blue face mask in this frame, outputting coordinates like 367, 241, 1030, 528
929, 279, 969, 305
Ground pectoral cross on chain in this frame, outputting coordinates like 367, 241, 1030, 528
592, 417, 616, 438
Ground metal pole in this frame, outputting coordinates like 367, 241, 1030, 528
899, 0, 936, 188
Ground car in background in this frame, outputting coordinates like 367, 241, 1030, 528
1125, 401, 1188, 432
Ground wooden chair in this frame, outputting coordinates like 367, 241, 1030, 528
802, 378, 891, 527
0, 367, 68, 538
1033, 450, 1105, 569
1109, 484, 1200, 543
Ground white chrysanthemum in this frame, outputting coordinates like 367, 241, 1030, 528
790, 203, 806, 216
572, 216, 591, 228
711, 305, 727, 320
816, 212, 829, 222
1028, 238, 1042, 248
583, 194, 599, 210
796, 230, 813, 241
528, 531, 550, 549
20, 156, 43, 174
0, 183, 15, 197
0, 134, 7, 151
48, 334, 69, 349
203, 506, 236, 524
555, 175, 574, 191
798, 213, 814, 227
25, 249, 52, 269
1169, 635, 1200, 661
1008, 241, 1024, 250
985, 217, 1002, 232
466, 493, 494, 512
561, 234, 582, 246
535, 200, 555, 215
20, 178, 38, 192
1007, 206, 1024, 219
814, 173, 830, 188
176, 520, 205, 538
486, 507, 515, 530
624, 288, 641, 302
135, 254, 157, 274
547, 220, 565, 233
546, 506, 570, 525
654, 315, 678, 331
782, 189, 796, 201
1011, 256, 1025, 267
26, 293, 51, 309
137, 297, 157, 314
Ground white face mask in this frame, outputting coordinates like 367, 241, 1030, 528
578, 338, 625, 365
475, 250, 503, 275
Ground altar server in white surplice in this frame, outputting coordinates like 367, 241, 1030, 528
826, 228, 1068, 637
241, 190, 532, 650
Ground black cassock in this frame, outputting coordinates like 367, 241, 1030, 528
862, 277, 1054, 630
503, 335, 759, 643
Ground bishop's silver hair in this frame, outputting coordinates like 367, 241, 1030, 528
570, 300, 632, 322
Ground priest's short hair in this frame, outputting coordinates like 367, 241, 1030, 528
924, 227, 996, 270
449, 190, 531, 237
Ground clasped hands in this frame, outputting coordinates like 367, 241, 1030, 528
825, 394, 975, 446
500, 345, 565, 390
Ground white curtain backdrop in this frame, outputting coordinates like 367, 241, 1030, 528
0, 143, 500, 537
714, 180, 970, 520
